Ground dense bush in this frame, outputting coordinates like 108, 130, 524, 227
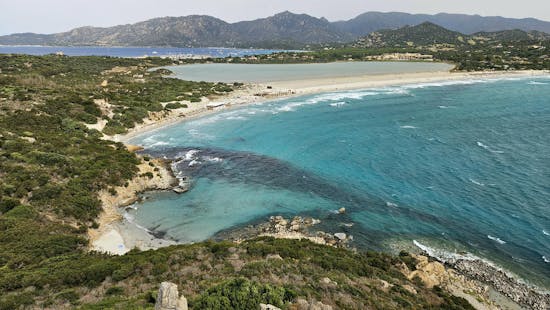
191, 278, 295, 309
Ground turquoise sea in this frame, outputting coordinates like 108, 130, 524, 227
128, 76, 550, 287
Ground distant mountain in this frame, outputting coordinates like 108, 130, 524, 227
334, 12, 550, 36
472, 29, 550, 41
232, 11, 353, 47
1, 11, 549, 48
355, 22, 550, 48
360, 22, 466, 47
0, 12, 351, 48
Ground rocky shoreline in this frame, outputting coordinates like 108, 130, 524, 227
215, 215, 354, 248
91, 151, 549, 309
446, 258, 550, 310
216, 214, 550, 310
88, 153, 186, 254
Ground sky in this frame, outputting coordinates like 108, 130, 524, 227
1, 0, 550, 35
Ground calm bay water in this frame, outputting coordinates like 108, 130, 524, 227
166, 62, 454, 83
0, 46, 279, 58
129, 76, 550, 287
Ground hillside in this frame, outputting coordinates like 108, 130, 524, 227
0, 54, 482, 309
1, 11, 550, 48
354, 22, 550, 48
231, 11, 353, 47
333, 11, 550, 36
359, 22, 467, 47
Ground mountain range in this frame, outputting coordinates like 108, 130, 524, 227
354, 21, 550, 48
1, 11, 550, 48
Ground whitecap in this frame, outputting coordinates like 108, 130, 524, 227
226, 116, 247, 120
477, 141, 504, 154
188, 159, 200, 167
183, 149, 199, 161
469, 178, 485, 186
203, 156, 223, 163
528, 81, 548, 85
386, 202, 398, 208
307, 90, 378, 104
150, 141, 169, 147
329, 102, 346, 107
400, 125, 417, 129
402, 79, 485, 90
477, 141, 490, 149
543, 256, 549, 263
488, 235, 506, 244
412, 240, 477, 263
543, 230, 549, 236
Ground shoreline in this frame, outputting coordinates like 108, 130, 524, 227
113, 69, 549, 144
90, 69, 550, 308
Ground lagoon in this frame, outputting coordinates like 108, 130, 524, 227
166, 62, 455, 83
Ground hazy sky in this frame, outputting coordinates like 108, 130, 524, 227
1, 0, 549, 35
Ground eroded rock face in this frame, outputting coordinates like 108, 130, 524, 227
155, 282, 188, 310
407, 255, 449, 288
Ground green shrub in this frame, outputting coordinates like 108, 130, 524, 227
55, 289, 80, 303
105, 286, 124, 296
191, 278, 293, 310
0, 197, 20, 213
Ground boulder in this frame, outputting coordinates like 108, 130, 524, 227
155, 282, 188, 310
266, 254, 283, 260
334, 233, 347, 241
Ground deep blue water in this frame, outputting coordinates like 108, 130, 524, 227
0, 46, 279, 58
129, 77, 550, 287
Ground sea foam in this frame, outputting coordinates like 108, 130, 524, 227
488, 235, 506, 244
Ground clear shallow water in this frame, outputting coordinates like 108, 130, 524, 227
129, 76, 550, 287
0, 46, 279, 58
165, 62, 454, 83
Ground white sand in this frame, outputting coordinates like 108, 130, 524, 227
91, 228, 128, 255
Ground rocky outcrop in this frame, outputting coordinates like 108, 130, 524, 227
407, 255, 450, 289
451, 259, 550, 310
294, 298, 333, 310
214, 215, 352, 248
401, 255, 502, 310
410, 248, 550, 310
155, 282, 188, 310
88, 158, 178, 254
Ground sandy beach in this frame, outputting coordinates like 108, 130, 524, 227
91, 68, 550, 255
112, 69, 549, 144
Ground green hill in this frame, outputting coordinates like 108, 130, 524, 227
355, 22, 470, 47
